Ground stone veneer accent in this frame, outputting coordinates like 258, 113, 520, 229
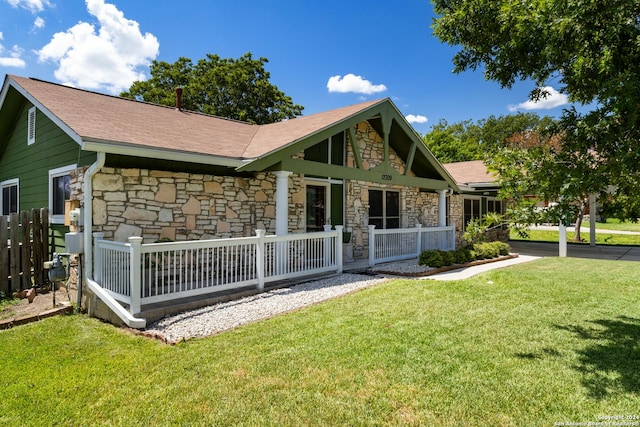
69, 120, 464, 256
71, 167, 305, 242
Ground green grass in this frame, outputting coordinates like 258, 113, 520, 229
510, 229, 640, 245
1, 258, 639, 426
596, 218, 640, 232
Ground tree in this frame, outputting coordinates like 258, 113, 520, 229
423, 119, 483, 163
121, 52, 303, 124
432, 0, 640, 223
423, 112, 553, 163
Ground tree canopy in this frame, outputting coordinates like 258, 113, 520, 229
432, 0, 640, 222
422, 112, 553, 163
121, 52, 304, 124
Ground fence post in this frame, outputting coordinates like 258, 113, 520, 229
368, 224, 376, 267
0, 216, 7, 294
31, 209, 43, 287
92, 232, 105, 282
323, 224, 332, 269
255, 229, 265, 290
9, 212, 19, 292
335, 225, 343, 274
21, 210, 32, 289
128, 236, 143, 314
415, 223, 422, 257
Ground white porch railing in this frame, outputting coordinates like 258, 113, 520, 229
93, 226, 343, 315
368, 224, 456, 266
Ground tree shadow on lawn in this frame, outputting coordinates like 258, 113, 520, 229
554, 316, 640, 400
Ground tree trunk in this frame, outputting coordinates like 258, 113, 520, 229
573, 198, 588, 242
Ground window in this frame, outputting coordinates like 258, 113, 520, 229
304, 131, 345, 177
487, 199, 503, 214
463, 197, 481, 229
1, 179, 19, 216
49, 165, 76, 224
368, 189, 400, 229
28, 106, 36, 145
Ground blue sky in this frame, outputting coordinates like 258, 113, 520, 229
0, 0, 571, 134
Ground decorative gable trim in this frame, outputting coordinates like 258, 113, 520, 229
28, 106, 36, 145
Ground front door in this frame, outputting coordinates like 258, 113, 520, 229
306, 184, 328, 232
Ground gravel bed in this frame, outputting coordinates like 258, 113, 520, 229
145, 273, 389, 342
369, 259, 435, 275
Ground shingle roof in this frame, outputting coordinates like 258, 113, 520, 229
443, 160, 497, 186
7, 75, 383, 161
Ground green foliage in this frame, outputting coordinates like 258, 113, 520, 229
422, 113, 551, 164
472, 241, 510, 259
453, 246, 473, 264
419, 241, 509, 267
422, 119, 483, 163
121, 52, 304, 124
432, 0, 640, 223
463, 213, 503, 245
419, 249, 445, 268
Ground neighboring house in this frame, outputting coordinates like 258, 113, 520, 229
443, 160, 507, 240
0, 75, 462, 260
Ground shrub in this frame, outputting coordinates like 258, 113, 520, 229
419, 250, 444, 268
472, 241, 510, 259
454, 246, 473, 264
441, 251, 456, 266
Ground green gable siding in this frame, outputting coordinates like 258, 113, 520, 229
0, 102, 96, 210
0, 101, 96, 255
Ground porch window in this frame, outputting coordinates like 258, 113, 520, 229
487, 198, 503, 214
368, 189, 399, 229
463, 197, 481, 229
49, 165, 75, 224
304, 131, 345, 175
1, 179, 19, 216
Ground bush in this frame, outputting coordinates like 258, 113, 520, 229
419, 250, 444, 268
472, 241, 510, 259
441, 250, 456, 266
454, 246, 473, 264
419, 242, 510, 269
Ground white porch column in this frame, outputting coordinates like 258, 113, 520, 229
274, 171, 292, 236
437, 189, 448, 227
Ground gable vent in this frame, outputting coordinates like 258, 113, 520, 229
28, 106, 36, 145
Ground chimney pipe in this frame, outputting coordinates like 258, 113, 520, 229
175, 87, 183, 111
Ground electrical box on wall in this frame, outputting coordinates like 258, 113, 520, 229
64, 200, 81, 226
65, 232, 84, 254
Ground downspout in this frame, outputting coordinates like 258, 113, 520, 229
83, 152, 146, 328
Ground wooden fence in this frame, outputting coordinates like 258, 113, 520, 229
0, 208, 49, 295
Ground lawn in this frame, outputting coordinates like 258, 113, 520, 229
1, 258, 639, 426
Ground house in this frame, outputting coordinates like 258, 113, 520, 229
443, 160, 507, 240
1, 74, 464, 325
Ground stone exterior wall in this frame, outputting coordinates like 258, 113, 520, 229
71, 167, 306, 242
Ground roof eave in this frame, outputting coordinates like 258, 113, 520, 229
82, 138, 245, 168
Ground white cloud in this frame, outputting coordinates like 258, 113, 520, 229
37, 0, 159, 94
508, 86, 569, 112
6, 0, 52, 13
33, 16, 45, 29
0, 34, 26, 68
405, 114, 428, 124
327, 73, 387, 95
